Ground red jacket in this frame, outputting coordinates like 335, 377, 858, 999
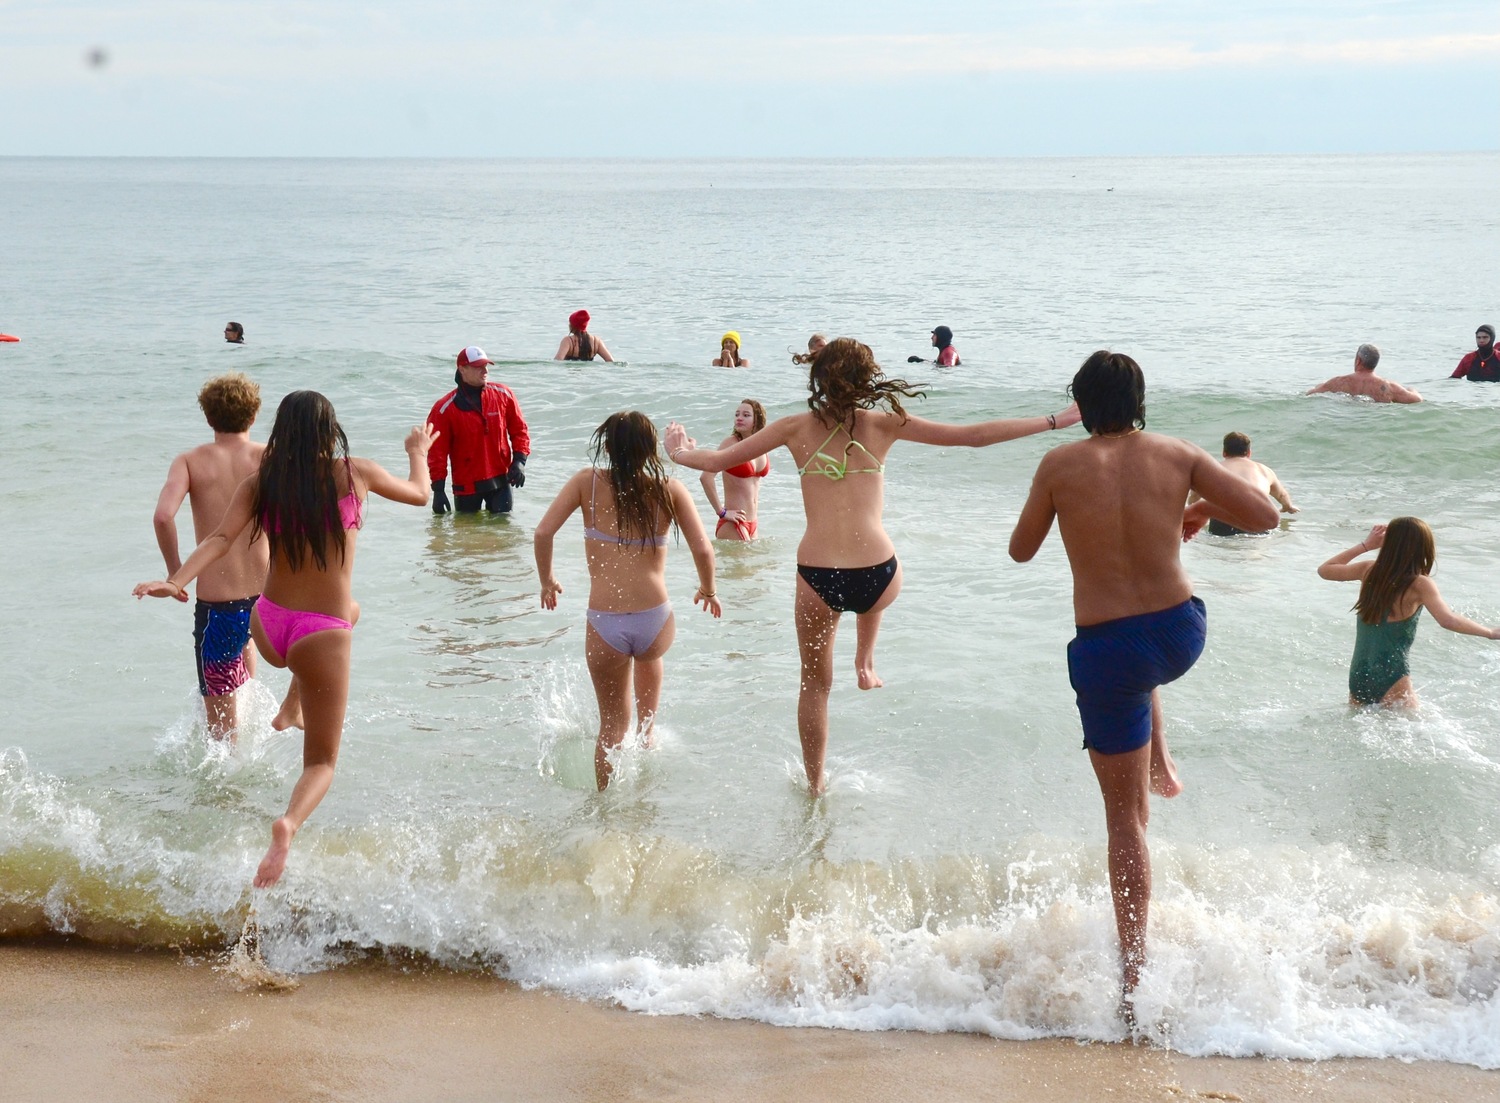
1451, 351, 1500, 382
427, 383, 531, 493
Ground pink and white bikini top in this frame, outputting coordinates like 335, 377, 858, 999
261, 461, 366, 533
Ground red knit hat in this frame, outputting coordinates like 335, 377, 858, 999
569, 309, 590, 332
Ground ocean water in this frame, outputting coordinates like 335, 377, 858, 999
2, 155, 1499, 1065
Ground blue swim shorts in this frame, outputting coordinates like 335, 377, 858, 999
193, 596, 257, 698
1066, 596, 1206, 755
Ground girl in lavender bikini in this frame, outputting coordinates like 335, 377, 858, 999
135, 391, 436, 887
534, 412, 721, 790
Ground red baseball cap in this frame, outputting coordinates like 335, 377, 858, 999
456, 346, 493, 369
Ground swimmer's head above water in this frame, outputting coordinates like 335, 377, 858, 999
568, 309, 590, 333
1070, 349, 1146, 435
733, 398, 766, 440
930, 325, 953, 349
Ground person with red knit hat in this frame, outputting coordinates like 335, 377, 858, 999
427, 346, 531, 514
555, 309, 615, 362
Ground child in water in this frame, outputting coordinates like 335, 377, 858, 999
1318, 518, 1499, 708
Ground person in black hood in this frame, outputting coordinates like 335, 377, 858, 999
426, 346, 532, 514
908, 325, 960, 366
1450, 324, 1500, 382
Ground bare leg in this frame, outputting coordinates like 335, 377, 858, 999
248, 607, 302, 730
272, 677, 304, 732
795, 576, 840, 795
586, 626, 636, 791
1146, 689, 1183, 799
1089, 742, 1153, 995
1380, 675, 1417, 710
631, 614, 675, 749
204, 693, 236, 743
853, 561, 903, 690
242, 638, 259, 680
255, 628, 351, 888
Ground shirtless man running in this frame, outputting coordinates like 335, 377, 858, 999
1195, 431, 1298, 536
1009, 350, 1279, 1009
151, 373, 268, 740
1307, 343, 1422, 404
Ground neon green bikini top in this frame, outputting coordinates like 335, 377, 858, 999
797, 421, 885, 480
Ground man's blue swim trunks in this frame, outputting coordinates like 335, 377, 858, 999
193, 596, 257, 698
1066, 596, 1206, 755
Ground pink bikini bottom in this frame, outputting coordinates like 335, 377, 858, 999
255, 594, 353, 657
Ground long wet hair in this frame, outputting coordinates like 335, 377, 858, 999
733, 398, 767, 441
1355, 517, 1434, 625
1070, 350, 1146, 434
590, 411, 677, 546
806, 338, 925, 428
252, 390, 352, 571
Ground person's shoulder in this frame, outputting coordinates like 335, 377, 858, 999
430, 388, 459, 409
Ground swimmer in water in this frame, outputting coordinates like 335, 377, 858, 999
534, 412, 720, 790
136, 392, 437, 887
1317, 518, 1500, 709
791, 333, 827, 365
908, 326, 959, 366
555, 309, 615, 363
667, 337, 1079, 794
713, 331, 750, 368
699, 399, 769, 541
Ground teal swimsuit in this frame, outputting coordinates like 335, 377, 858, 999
1348, 610, 1421, 704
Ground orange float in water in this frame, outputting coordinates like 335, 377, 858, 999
0, 334, 18, 342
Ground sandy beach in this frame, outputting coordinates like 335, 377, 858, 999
1, 943, 1493, 1103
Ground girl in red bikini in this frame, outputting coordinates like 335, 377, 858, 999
666, 339, 1079, 794
135, 391, 436, 887
699, 399, 769, 541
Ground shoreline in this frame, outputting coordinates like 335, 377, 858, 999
3, 942, 1495, 1102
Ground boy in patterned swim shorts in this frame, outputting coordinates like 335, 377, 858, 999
151, 373, 269, 740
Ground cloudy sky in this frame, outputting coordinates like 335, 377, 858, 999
3, 1, 1496, 156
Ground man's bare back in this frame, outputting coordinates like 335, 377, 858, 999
1308, 371, 1422, 404
157, 438, 267, 602
1011, 431, 1280, 625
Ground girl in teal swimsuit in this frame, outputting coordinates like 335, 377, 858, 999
666, 338, 1080, 794
534, 412, 721, 790
1318, 517, 1499, 708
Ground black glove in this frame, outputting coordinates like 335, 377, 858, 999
432, 478, 452, 514
907, 355, 924, 363
506, 455, 528, 489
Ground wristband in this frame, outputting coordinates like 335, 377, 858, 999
1047, 414, 1057, 430
717, 508, 726, 518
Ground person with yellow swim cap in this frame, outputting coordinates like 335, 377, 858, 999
713, 331, 750, 368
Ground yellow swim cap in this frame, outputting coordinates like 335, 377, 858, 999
721, 331, 741, 348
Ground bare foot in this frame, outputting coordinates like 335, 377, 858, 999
856, 663, 883, 690
271, 699, 304, 732
254, 817, 296, 888
1149, 742, 1183, 799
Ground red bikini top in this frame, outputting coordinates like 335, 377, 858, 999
725, 458, 770, 479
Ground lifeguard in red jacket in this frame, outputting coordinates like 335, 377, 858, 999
428, 346, 532, 514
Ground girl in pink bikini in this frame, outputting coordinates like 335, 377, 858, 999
135, 391, 436, 887
699, 398, 769, 541
533, 412, 721, 790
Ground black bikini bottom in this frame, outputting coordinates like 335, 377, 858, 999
797, 556, 898, 615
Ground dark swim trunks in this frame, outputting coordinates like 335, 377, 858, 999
193, 596, 257, 697
1066, 596, 1207, 755
1207, 518, 1249, 537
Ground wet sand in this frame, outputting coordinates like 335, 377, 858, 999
2, 943, 1494, 1103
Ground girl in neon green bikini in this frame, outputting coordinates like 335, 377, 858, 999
666, 337, 1079, 794
1318, 517, 1500, 708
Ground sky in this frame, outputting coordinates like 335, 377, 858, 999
2, 1, 1496, 156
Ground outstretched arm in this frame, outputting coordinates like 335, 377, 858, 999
1411, 575, 1500, 638
896, 403, 1080, 447
1266, 470, 1298, 513
1317, 525, 1383, 581
671, 480, 721, 618
594, 337, 615, 363
665, 417, 795, 473
134, 475, 256, 599
357, 424, 438, 507
152, 454, 191, 593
